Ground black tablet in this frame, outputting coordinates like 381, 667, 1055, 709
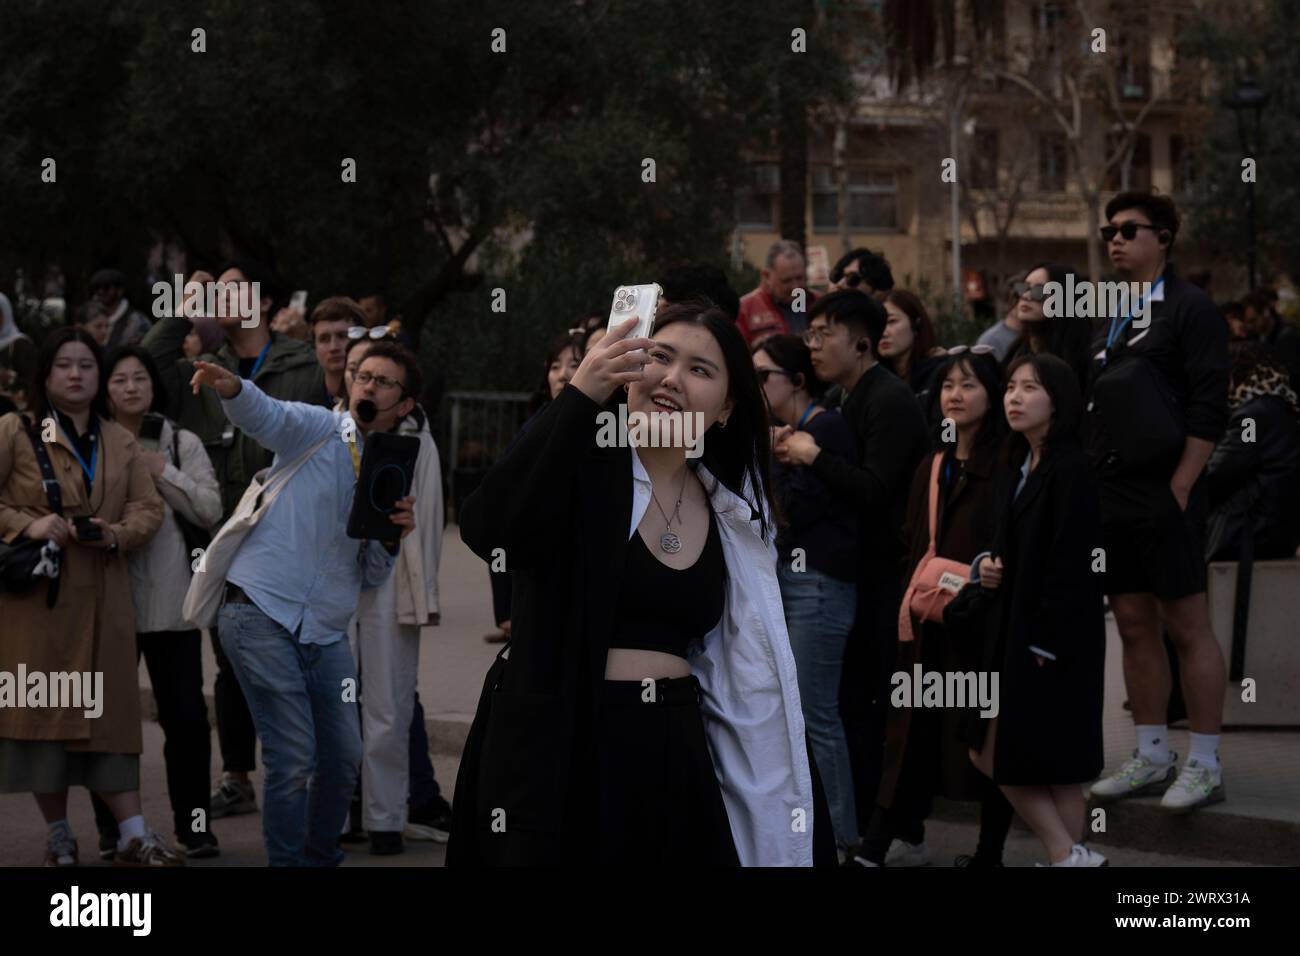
346, 431, 421, 543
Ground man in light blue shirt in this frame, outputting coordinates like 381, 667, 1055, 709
190, 346, 418, 866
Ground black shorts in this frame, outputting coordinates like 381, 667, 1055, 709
596, 676, 740, 866
1099, 473, 1208, 600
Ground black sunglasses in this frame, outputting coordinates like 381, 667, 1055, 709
756, 368, 796, 384
1100, 221, 1160, 243
841, 272, 870, 289
1013, 282, 1048, 302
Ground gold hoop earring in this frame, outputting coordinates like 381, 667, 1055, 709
719, 417, 728, 429
623, 383, 630, 393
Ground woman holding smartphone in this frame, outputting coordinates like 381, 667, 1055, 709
449, 302, 818, 866
0, 328, 178, 866
966, 353, 1107, 867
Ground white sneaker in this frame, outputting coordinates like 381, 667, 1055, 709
1050, 844, 1108, 867
884, 838, 932, 867
1088, 750, 1177, 802
1159, 758, 1225, 812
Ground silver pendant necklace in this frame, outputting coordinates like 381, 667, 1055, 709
649, 465, 689, 554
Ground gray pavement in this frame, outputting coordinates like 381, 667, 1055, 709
1, 525, 1295, 866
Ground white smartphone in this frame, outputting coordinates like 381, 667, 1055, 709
606, 283, 661, 344
289, 289, 308, 312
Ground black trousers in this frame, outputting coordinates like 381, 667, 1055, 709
840, 570, 902, 835
93, 630, 212, 841
210, 623, 257, 773
596, 677, 739, 866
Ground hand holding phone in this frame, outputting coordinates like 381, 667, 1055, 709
569, 316, 655, 405
606, 283, 661, 344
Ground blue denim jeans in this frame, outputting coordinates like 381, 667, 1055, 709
218, 602, 362, 866
778, 563, 859, 849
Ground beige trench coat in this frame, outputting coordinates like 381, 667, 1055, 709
0, 411, 162, 753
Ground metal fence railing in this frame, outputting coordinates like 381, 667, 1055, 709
436, 390, 533, 522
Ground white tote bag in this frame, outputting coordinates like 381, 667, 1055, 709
182, 436, 330, 629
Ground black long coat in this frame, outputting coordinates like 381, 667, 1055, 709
879, 443, 999, 807
961, 439, 1106, 786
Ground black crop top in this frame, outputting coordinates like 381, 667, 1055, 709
610, 505, 726, 658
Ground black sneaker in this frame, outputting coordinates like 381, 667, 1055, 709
180, 831, 221, 859
369, 830, 404, 856
404, 803, 451, 843
98, 830, 119, 861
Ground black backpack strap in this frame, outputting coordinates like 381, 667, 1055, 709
21, 417, 63, 516
19, 416, 63, 607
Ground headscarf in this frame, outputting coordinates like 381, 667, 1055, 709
0, 293, 29, 351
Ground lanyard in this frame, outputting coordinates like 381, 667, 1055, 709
795, 402, 816, 431
248, 338, 272, 379
1104, 276, 1164, 364
60, 419, 98, 488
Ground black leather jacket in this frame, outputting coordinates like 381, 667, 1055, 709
1205, 395, 1300, 560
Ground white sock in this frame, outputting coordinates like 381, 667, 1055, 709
1135, 725, 1172, 764
47, 818, 72, 839
117, 814, 147, 850
1189, 733, 1220, 771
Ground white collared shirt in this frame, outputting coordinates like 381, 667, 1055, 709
628, 448, 815, 866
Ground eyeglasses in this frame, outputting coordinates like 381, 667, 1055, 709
756, 368, 796, 384
841, 272, 869, 289
801, 327, 837, 346
353, 370, 404, 391
945, 344, 996, 356
348, 326, 394, 341
1100, 221, 1159, 243
1012, 282, 1048, 302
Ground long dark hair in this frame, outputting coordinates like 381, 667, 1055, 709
529, 331, 584, 415
104, 344, 169, 416
1008, 262, 1093, 391
1004, 352, 1084, 465
881, 289, 937, 381
28, 326, 108, 423
652, 299, 780, 541
925, 351, 1007, 454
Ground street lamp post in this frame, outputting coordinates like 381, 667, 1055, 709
1225, 75, 1268, 291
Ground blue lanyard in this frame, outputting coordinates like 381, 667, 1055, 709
248, 338, 272, 379
795, 402, 817, 431
60, 419, 98, 488
1104, 276, 1164, 364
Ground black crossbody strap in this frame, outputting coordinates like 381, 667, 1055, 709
22, 417, 64, 516
20, 416, 64, 607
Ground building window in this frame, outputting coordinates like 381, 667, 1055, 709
811, 166, 898, 231
970, 128, 1000, 189
1112, 2, 1151, 98
1038, 132, 1068, 192
1105, 132, 1151, 191
737, 163, 779, 228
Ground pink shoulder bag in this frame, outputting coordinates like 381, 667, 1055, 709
898, 454, 970, 642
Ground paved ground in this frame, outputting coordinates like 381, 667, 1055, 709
1, 525, 1295, 866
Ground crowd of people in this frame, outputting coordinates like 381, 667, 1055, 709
0, 265, 450, 866
2, 186, 1298, 867
452, 188, 1300, 868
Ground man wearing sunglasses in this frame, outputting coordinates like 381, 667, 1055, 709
1086, 191, 1230, 814
829, 248, 895, 300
